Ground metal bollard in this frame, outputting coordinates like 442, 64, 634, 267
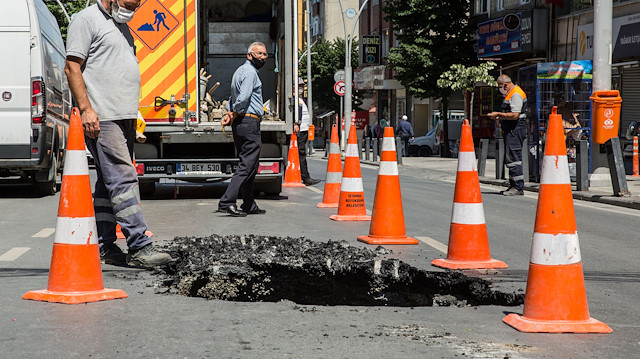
496, 138, 505, 180
396, 137, 403, 165
365, 138, 370, 161
605, 137, 630, 196
324, 140, 329, 158
357, 139, 363, 160
522, 138, 529, 183
477, 138, 488, 177
576, 139, 589, 191
372, 138, 379, 162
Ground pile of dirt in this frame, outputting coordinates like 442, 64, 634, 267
155, 234, 523, 307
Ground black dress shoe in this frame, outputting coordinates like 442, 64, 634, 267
303, 178, 321, 186
217, 204, 247, 217
245, 207, 266, 215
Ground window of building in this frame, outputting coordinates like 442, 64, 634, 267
497, 0, 504, 11
313, 16, 319, 36
475, 0, 488, 14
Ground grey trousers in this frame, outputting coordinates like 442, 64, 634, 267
85, 119, 151, 250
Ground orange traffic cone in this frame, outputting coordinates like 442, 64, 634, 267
358, 127, 417, 244
503, 107, 611, 333
317, 124, 342, 208
282, 131, 306, 187
432, 119, 507, 270
23, 108, 127, 304
330, 125, 371, 221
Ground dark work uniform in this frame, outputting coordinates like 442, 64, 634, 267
218, 60, 264, 212
501, 85, 528, 191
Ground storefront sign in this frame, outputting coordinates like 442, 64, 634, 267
536, 61, 593, 80
362, 35, 381, 65
577, 13, 640, 61
341, 111, 369, 130
520, 9, 548, 53
477, 13, 522, 58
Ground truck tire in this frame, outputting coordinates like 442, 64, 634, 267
254, 178, 282, 196
34, 154, 58, 196
419, 146, 432, 157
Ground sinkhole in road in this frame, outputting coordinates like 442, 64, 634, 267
155, 235, 523, 307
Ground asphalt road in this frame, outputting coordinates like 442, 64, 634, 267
1, 156, 639, 358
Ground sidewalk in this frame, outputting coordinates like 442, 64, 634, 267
341, 152, 640, 210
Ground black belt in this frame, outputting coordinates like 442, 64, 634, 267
238, 113, 262, 120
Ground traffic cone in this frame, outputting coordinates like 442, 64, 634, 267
503, 107, 611, 333
358, 127, 417, 244
330, 125, 371, 221
431, 119, 507, 270
23, 108, 127, 304
317, 124, 342, 208
282, 131, 306, 187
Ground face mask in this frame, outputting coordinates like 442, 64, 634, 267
499, 86, 507, 95
111, 1, 135, 23
250, 53, 266, 70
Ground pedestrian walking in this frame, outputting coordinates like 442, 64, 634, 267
217, 42, 268, 216
65, 0, 172, 267
487, 74, 527, 196
295, 96, 321, 186
396, 114, 414, 156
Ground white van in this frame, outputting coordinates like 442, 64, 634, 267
0, 0, 70, 195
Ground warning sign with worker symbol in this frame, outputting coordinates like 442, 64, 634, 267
128, 0, 180, 50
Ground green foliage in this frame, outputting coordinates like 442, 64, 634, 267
44, 0, 88, 42
383, 0, 474, 100
437, 62, 497, 92
299, 38, 359, 112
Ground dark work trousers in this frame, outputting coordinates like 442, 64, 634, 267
85, 120, 151, 250
297, 130, 311, 181
504, 125, 527, 191
219, 116, 262, 212
400, 133, 411, 156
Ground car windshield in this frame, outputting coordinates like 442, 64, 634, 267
426, 128, 436, 136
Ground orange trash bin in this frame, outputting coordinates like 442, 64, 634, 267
590, 90, 622, 144
308, 124, 315, 141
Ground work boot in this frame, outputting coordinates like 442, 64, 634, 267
303, 178, 321, 186
502, 187, 524, 196
126, 244, 173, 268
100, 243, 127, 265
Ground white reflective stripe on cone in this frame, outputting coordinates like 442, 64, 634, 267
457, 151, 477, 172
62, 150, 90, 176
329, 142, 340, 154
540, 155, 571, 184
382, 137, 396, 151
290, 139, 298, 148
326, 171, 342, 184
54, 217, 98, 245
341, 177, 364, 192
530, 232, 582, 265
451, 202, 486, 225
345, 143, 359, 157
379, 161, 399, 176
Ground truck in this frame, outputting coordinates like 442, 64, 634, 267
0, 0, 71, 195
129, 0, 296, 196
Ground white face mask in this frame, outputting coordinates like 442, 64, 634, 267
111, 1, 135, 23
499, 86, 507, 96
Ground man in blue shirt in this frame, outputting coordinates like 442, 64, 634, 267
217, 42, 268, 217
396, 115, 414, 156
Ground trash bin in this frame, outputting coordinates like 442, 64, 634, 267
590, 90, 622, 144
308, 124, 315, 141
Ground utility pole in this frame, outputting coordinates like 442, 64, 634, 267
338, 0, 367, 147
590, 0, 613, 186
306, 0, 313, 125
293, 0, 300, 129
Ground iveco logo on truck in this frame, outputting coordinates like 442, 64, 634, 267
146, 165, 166, 173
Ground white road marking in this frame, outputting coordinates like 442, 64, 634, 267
0, 247, 30, 261
416, 236, 448, 253
305, 186, 323, 194
32, 228, 55, 238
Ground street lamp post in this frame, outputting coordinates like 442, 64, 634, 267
338, 0, 367, 149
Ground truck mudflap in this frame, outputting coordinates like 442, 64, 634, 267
135, 157, 282, 181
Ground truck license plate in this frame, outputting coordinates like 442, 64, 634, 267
177, 163, 221, 174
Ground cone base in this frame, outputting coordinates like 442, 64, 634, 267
117, 230, 153, 240
317, 202, 339, 208
357, 235, 418, 245
431, 258, 508, 270
282, 182, 306, 188
503, 313, 612, 333
330, 214, 371, 221
23, 288, 128, 304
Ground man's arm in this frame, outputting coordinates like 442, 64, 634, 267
65, 56, 100, 138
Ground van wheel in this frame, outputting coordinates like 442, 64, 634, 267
35, 155, 58, 196
418, 146, 432, 157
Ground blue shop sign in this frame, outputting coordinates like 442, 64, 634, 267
477, 13, 522, 58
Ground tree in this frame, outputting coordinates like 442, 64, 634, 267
383, 0, 474, 157
299, 38, 359, 113
437, 61, 497, 126
44, 0, 87, 42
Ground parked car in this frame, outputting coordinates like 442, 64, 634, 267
0, 0, 71, 195
409, 119, 463, 157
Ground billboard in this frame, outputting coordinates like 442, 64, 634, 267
577, 13, 640, 61
477, 13, 522, 58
